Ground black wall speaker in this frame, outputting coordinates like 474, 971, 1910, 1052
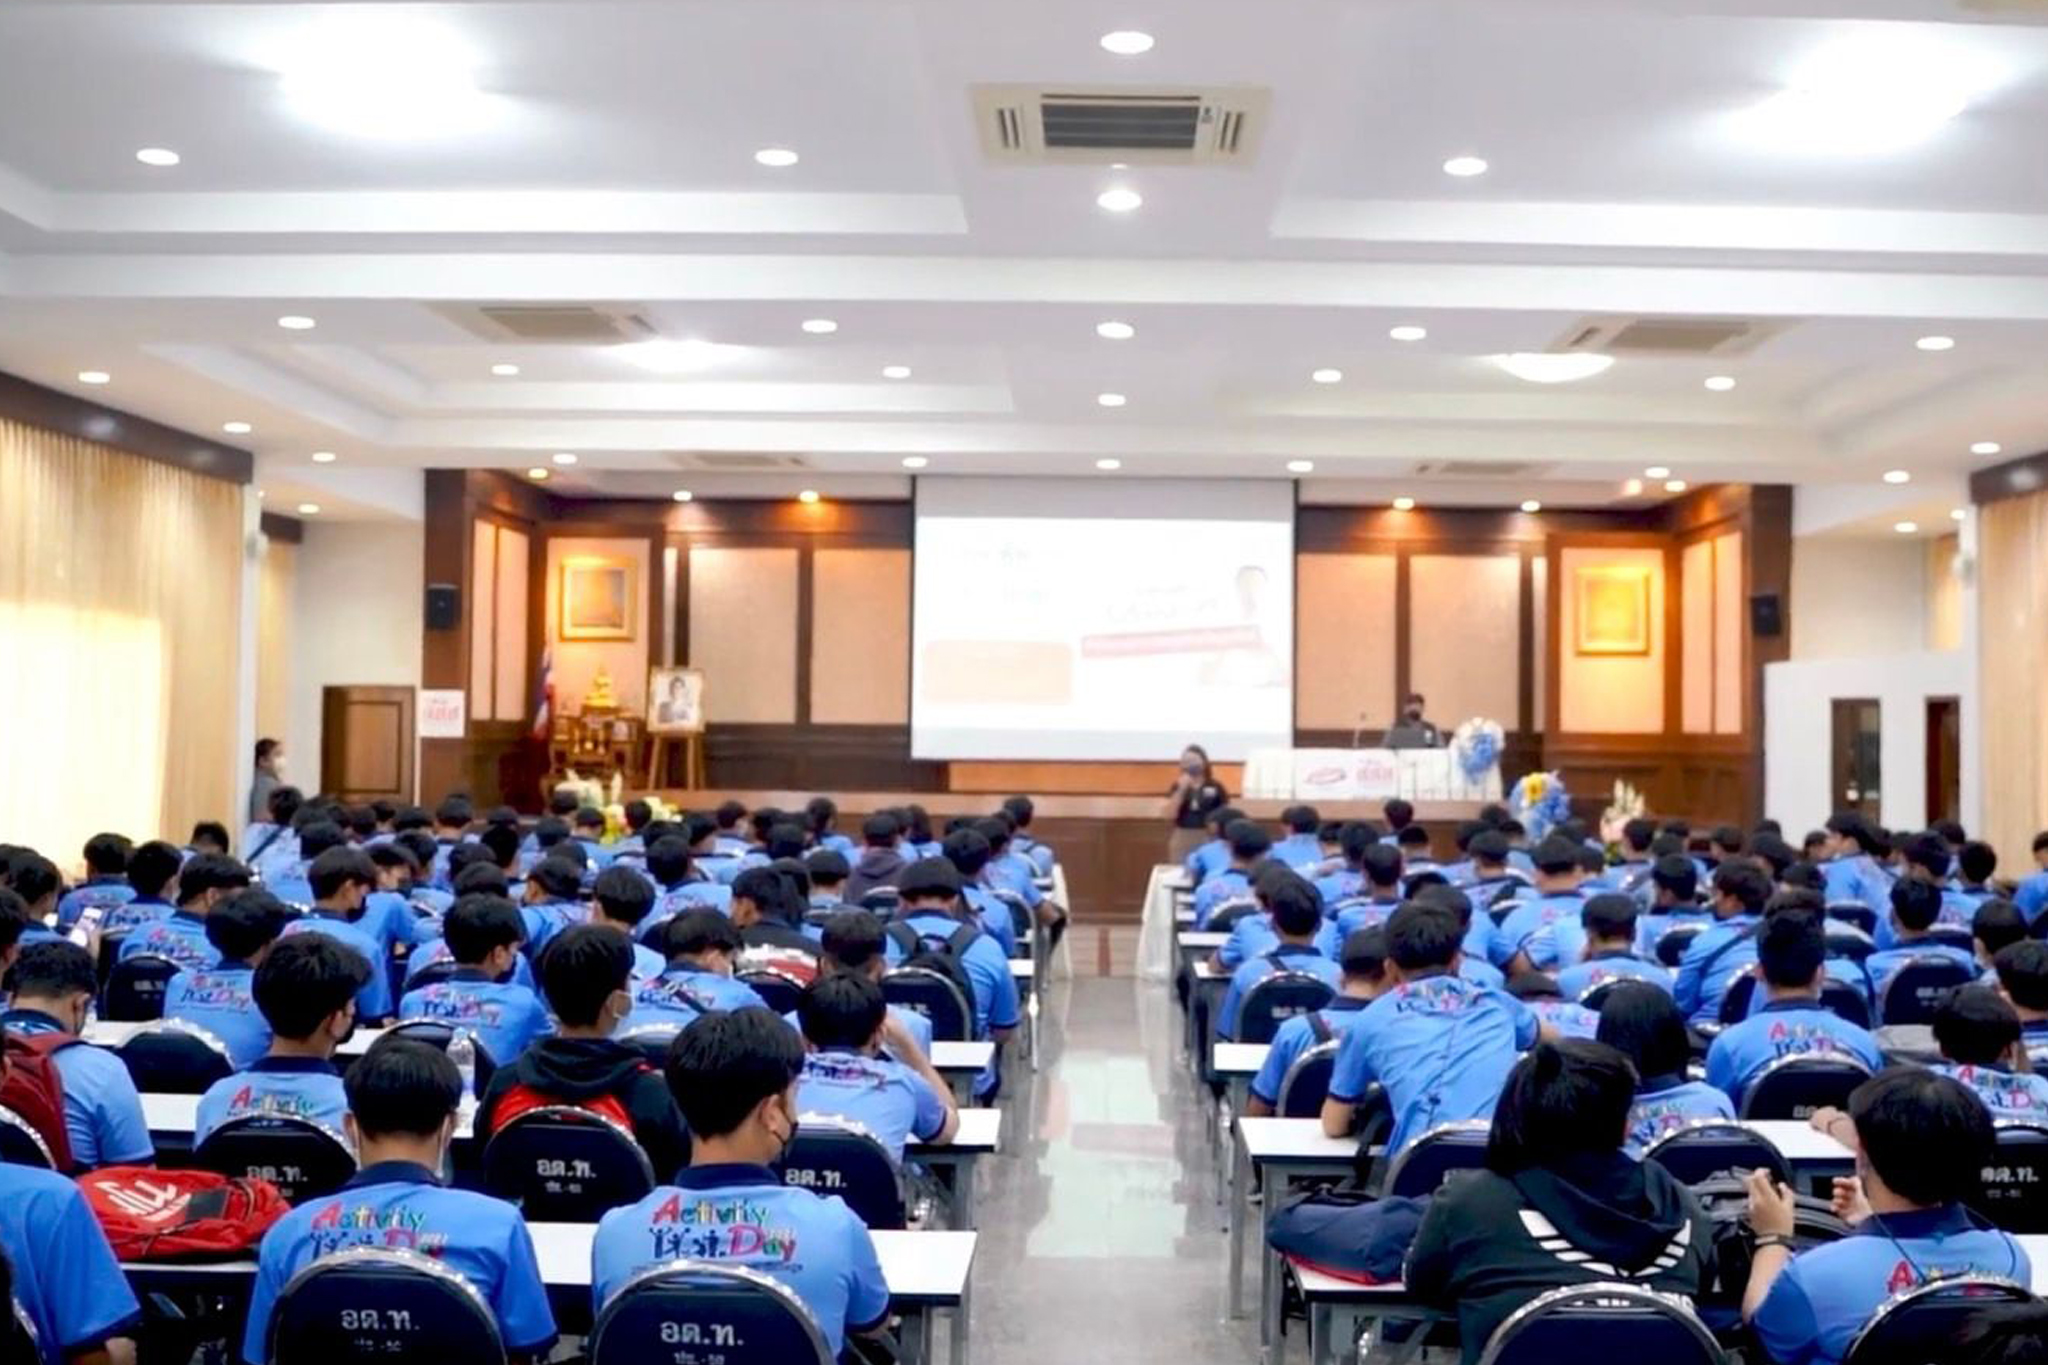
425, 582, 461, 631
1749, 592, 1783, 638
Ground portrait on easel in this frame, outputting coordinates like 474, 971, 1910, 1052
648, 666, 706, 735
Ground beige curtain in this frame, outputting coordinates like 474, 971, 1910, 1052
0, 416, 243, 866
1978, 492, 2048, 867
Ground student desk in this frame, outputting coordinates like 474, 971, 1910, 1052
1008, 957, 1040, 1068
121, 1227, 978, 1365
1184, 960, 1229, 1066
1210, 1040, 1269, 1194
1232, 1116, 1363, 1353
1178, 930, 1227, 975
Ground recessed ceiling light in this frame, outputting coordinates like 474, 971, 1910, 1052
1310, 368, 1343, 384
615, 339, 726, 373
135, 147, 180, 167
1665, 479, 1689, 493
1520, 499, 1543, 513
1971, 441, 2002, 456
1096, 187, 1143, 213
223, 421, 253, 435
310, 450, 337, 464
1095, 458, 1123, 471
1099, 30, 1155, 55
902, 456, 929, 470
1493, 353, 1614, 384
1883, 469, 1912, 484
76, 370, 110, 385
277, 315, 316, 331
296, 503, 321, 516
277, 14, 492, 139
1894, 520, 1920, 534
1287, 460, 1315, 474
800, 318, 838, 335
797, 489, 820, 504
1097, 392, 1127, 408
1443, 156, 1489, 178
551, 452, 577, 466
1916, 335, 1955, 352
753, 147, 799, 168
1392, 497, 1416, 511
525, 467, 548, 481
1728, 36, 1991, 156
1389, 325, 1428, 342
1096, 320, 1135, 341
1951, 507, 1968, 521
491, 363, 520, 377
1645, 465, 1671, 479
1623, 478, 1644, 496
882, 365, 912, 380
671, 489, 693, 503
1704, 375, 1737, 392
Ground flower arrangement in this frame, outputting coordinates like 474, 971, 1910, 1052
1510, 769, 1572, 842
1599, 779, 1648, 849
1451, 717, 1505, 784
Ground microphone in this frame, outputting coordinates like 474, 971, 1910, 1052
1352, 711, 1369, 749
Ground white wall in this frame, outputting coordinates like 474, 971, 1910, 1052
1788, 535, 1926, 661
287, 520, 424, 795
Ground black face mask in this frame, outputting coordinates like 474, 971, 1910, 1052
1404, 706, 1423, 721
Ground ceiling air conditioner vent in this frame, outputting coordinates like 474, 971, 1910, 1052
436, 304, 657, 344
1559, 315, 1788, 356
687, 453, 811, 470
973, 84, 1268, 164
1411, 460, 1553, 479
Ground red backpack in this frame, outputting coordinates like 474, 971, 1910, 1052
0, 1030, 78, 1171
78, 1167, 290, 1261
487, 1080, 638, 1137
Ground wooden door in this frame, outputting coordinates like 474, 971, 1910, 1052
1925, 697, 1961, 827
1829, 698, 1881, 821
321, 685, 416, 802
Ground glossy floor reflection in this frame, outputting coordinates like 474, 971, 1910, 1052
969, 976, 1258, 1363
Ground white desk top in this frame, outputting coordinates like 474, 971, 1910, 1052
1009, 959, 1033, 982
89, 1019, 388, 1057
1213, 1043, 1268, 1077
1192, 961, 1227, 982
1178, 932, 1228, 950
1743, 1120, 1856, 1164
929, 1040, 995, 1075
1236, 1116, 1357, 1163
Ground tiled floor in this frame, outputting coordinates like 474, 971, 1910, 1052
968, 974, 1260, 1363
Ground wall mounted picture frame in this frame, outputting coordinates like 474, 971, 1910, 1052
1573, 564, 1652, 655
560, 558, 635, 641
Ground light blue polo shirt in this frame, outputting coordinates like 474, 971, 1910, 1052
100, 895, 176, 937
883, 914, 1022, 1037
1674, 914, 1761, 1025
1494, 890, 1589, 969
1217, 912, 1341, 971
1820, 855, 1893, 917
163, 963, 272, 1067
0, 1011, 153, 1170
1217, 944, 1343, 1040
1249, 997, 1372, 1107
519, 899, 589, 957
1521, 996, 1601, 1040
116, 910, 220, 972
55, 878, 135, 932
396, 971, 553, 1065
1194, 869, 1256, 928
1333, 896, 1404, 941
0, 1163, 142, 1359
279, 914, 393, 1020
1556, 952, 1674, 999
965, 885, 1019, 958
1185, 838, 1230, 886
2016, 869, 2048, 926
1326, 974, 1538, 1154
1702, 1000, 1886, 1104
620, 966, 768, 1033
1314, 868, 1365, 909
796, 1048, 949, 1163
194, 1056, 349, 1145
1930, 1061, 2048, 1123
1864, 942, 1979, 1003
1623, 1076, 1737, 1157
405, 937, 539, 994
1272, 833, 1324, 872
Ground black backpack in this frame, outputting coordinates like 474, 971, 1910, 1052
1689, 1174, 1850, 1300
885, 921, 983, 1015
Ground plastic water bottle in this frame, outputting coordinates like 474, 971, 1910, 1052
448, 1030, 477, 1098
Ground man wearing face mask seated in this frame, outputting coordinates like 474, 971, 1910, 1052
1381, 691, 1443, 749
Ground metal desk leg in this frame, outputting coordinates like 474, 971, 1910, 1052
950, 1155, 977, 1231
1259, 1165, 1282, 1365
1227, 1125, 1249, 1317
899, 1306, 927, 1365
949, 1271, 971, 1365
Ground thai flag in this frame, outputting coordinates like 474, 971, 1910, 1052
531, 644, 554, 740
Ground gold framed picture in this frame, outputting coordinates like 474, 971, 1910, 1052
648, 666, 706, 735
560, 558, 635, 641
1574, 564, 1652, 655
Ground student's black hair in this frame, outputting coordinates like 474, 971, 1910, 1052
647, 835, 693, 888
346, 1035, 463, 1139
527, 856, 585, 900
435, 795, 475, 829
683, 812, 719, 847
1355, 842, 1401, 890
189, 821, 232, 853
1757, 908, 1825, 988
442, 894, 526, 963
971, 816, 1012, 855
1660, 818, 1692, 840
797, 971, 887, 1049
1532, 836, 1581, 875
1851, 1067, 1994, 1206
7, 941, 95, 1001
1339, 927, 1389, 980
308, 846, 376, 902
820, 909, 889, 972
0, 888, 33, 956
1647, 833, 1685, 860
1574, 844, 1605, 875
732, 864, 803, 924
177, 854, 251, 906
591, 866, 656, 927
746, 807, 782, 842
805, 848, 850, 885
1764, 887, 1826, 916
1396, 824, 1432, 852
1279, 804, 1320, 835
344, 804, 377, 840
663, 907, 743, 959
903, 804, 935, 845
547, 788, 581, 818
1581, 893, 1638, 943
549, 839, 590, 870
714, 799, 748, 831
1207, 805, 1244, 835
1412, 882, 1475, 929
2036, 830, 2048, 856
1803, 828, 1829, 855
1226, 819, 1272, 861
573, 806, 607, 832
1000, 795, 1035, 829
1450, 820, 1485, 854
1932, 818, 1968, 846
770, 857, 812, 901
1498, 818, 1528, 840
1957, 1301, 2048, 1365
1901, 830, 1953, 880
366, 843, 421, 882
203, 889, 292, 961
1891, 877, 1944, 933
1975, 899, 2028, 958
1959, 840, 1999, 885
803, 795, 838, 835
1380, 797, 1414, 832
1384, 901, 1462, 971
128, 839, 183, 897
1754, 818, 1784, 838
1712, 860, 1771, 914
6, 855, 58, 908
255, 737, 281, 765
1477, 802, 1511, 827
393, 830, 439, 868
1780, 860, 1826, 893
1935, 985, 2022, 1067
1268, 876, 1322, 938
665, 1006, 806, 1138
393, 806, 433, 834
296, 821, 349, 861
1334, 821, 1374, 867
452, 861, 511, 897
861, 811, 901, 846
83, 832, 132, 876
765, 821, 808, 861
1468, 829, 1511, 865
267, 785, 305, 826
538, 923, 634, 1026
477, 823, 521, 871
1621, 818, 1657, 854
1485, 1040, 1637, 1175
1506, 972, 1564, 1000
1710, 823, 1744, 854
623, 799, 652, 833
252, 934, 371, 1039
1995, 941, 2048, 1012
942, 828, 993, 879
1748, 834, 1799, 878
1595, 982, 1693, 1079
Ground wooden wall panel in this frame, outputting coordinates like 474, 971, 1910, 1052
255, 537, 295, 744
948, 760, 1247, 797
1713, 531, 1744, 735
1295, 553, 1396, 731
1979, 492, 2048, 867
545, 535, 653, 715
1556, 543, 1667, 734
494, 526, 530, 722
689, 546, 799, 723
1409, 554, 1519, 728
810, 548, 911, 724
1681, 537, 1715, 734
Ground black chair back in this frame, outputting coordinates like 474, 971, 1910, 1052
101, 953, 180, 1022
481, 1105, 656, 1220
1236, 972, 1336, 1046
1208, 897, 1261, 933
115, 1022, 236, 1094
194, 1115, 357, 1204
267, 1247, 507, 1364
777, 1118, 905, 1229
1383, 1121, 1491, 1199
1824, 923, 1875, 963
857, 887, 901, 914
384, 1020, 498, 1097
94, 932, 128, 989
3, 1301, 36, 1362
1842, 1275, 2034, 1365
0, 1102, 55, 1168
990, 890, 1033, 951
403, 957, 458, 991
618, 1025, 680, 1069
1971, 1122, 2048, 1233
1738, 1055, 1874, 1121
736, 967, 806, 1017
1276, 1040, 1342, 1118
1879, 958, 1977, 1026
1818, 976, 1874, 1029
880, 967, 974, 1043
1643, 1121, 1791, 1187
1923, 926, 1974, 952
1654, 922, 1706, 968
1476, 1282, 1724, 1365
589, 1261, 835, 1365
1826, 903, 1878, 936
1716, 971, 1760, 1026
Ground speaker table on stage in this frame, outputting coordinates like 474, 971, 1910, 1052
1245, 735, 1502, 803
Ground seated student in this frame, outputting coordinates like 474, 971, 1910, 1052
1001, 794, 1055, 875
54, 831, 134, 932
1196, 820, 1271, 928
1868, 831, 1974, 949
189, 821, 233, 859
1270, 805, 1324, 871
194, 934, 369, 1143
620, 909, 768, 1033
707, 799, 748, 856
1461, 828, 1534, 918
1214, 862, 1338, 971
1745, 1069, 2031, 1365
1246, 927, 1387, 1116
1974, 899, 2028, 982
794, 972, 957, 1163
1312, 821, 1372, 908
1320, 902, 1542, 1152
394, 894, 550, 1066
586, 866, 667, 985
803, 795, 856, 862
732, 862, 824, 963
241, 785, 304, 886
1332, 843, 1405, 939
477, 924, 691, 1179
164, 889, 293, 1068
936, 827, 1015, 956
1595, 818, 1658, 896
1412, 883, 1506, 989
0, 1158, 143, 1364
886, 859, 1021, 1098
263, 817, 351, 908
1673, 860, 1773, 1026
1395, 823, 1437, 875
1928, 985, 2048, 1122
568, 806, 612, 873
116, 854, 251, 971
0, 942, 154, 1170
4, 852, 62, 935
1704, 910, 1885, 1105
645, 834, 730, 928
1819, 811, 1896, 918
362, 842, 433, 950
593, 1010, 891, 1352
1408, 1040, 1715, 1363
1183, 803, 1244, 887
843, 811, 908, 902
1595, 981, 1736, 1155
1215, 876, 1344, 1041
242, 1037, 556, 1365
1505, 973, 1601, 1039
403, 863, 538, 992
798, 909, 937, 1059
1864, 878, 1980, 1001
803, 848, 853, 921
279, 847, 394, 1023
514, 856, 589, 959
1993, 941, 2048, 1056
0, 888, 40, 979
2015, 830, 2048, 927
1955, 839, 2002, 905
978, 815, 1060, 938
607, 798, 654, 864
1494, 836, 1591, 972
99, 839, 184, 936
1555, 894, 1674, 998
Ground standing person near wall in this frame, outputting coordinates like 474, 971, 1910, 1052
248, 738, 286, 826
1166, 743, 1229, 863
